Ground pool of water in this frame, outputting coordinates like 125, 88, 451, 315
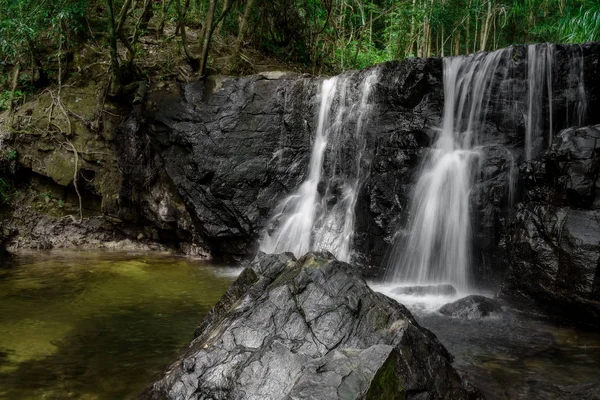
371, 283, 600, 400
0, 251, 239, 400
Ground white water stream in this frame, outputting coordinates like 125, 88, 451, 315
383, 44, 587, 310
260, 70, 378, 262
385, 50, 509, 292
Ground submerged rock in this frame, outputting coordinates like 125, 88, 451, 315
392, 284, 457, 296
439, 295, 503, 318
140, 252, 481, 400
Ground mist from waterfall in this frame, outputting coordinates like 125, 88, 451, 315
260, 70, 378, 262
386, 49, 510, 291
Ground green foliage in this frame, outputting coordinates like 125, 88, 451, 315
0, 0, 598, 83
558, 1, 600, 42
0, 0, 89, 63
0, 90, 22, 111
235, 0, 600, 72
0, 178, 16, 205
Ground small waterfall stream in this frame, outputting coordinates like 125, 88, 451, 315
525, 44, 587, 160
260, 70, 378, 262
386, 43, 587, 294
385, 49, 509, 292
526, 43, 554, 161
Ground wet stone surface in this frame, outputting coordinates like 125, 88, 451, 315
439, 295, 503, 319
141, 252, 482, 400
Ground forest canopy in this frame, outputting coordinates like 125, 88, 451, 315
0, 0, 599, 101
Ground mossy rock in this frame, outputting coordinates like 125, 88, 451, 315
44, 151, 78, 187
365, 351, 406, 400
297, 251, 335, 269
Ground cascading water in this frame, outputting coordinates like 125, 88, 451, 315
568, 45, 587, 127
385, 49, 510, 292
385, 43, 588, 297
526, 43, 554, 161
260, 70, 378, 262
259, 42, 588, 306
525, 43, 587, 160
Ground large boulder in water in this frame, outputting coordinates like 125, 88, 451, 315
140, 252, 481, 400
439, 295, 503, 318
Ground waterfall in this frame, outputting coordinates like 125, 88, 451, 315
385, 49, 510, 291
260, 70, 378, 262
385, 43, 588, 292
569, 45, 587, 127
259, 43, 588, 294
525, 44, 588, 160
525, 43, 554, 161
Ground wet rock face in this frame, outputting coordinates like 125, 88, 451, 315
142, 73, 318, 258
140, 43, 600, 280
501, 125, 600, 327
439, 295, 503, 319
470, 43, 600, 287
140, 252, 481, 400
141, 61, 444, 264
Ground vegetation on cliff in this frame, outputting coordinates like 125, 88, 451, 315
1, 0, 599, 104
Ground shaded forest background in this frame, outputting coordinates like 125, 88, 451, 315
1, 0, 600, 109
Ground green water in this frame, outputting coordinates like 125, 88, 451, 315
0, 251, 238, 400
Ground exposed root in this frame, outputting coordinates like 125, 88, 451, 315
63, 141, 84, 224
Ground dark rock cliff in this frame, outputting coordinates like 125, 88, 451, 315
135, 61, 444, 265
132, 43, 599, 276
122, 42, 600, 325
501, 124, 600, 327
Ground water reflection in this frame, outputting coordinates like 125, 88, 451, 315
0, 251, 236, 399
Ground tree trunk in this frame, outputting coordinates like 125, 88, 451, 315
480, 0, 492, 51
198, 0, 217, 76
175, 0, 195, 63
229, 0, 256, 73
106, 0, 121, 92
406, 0, 417, 57
7, 63, 20, 126
454, 31, 460, 56
473, 14, 478, 53
465, 0, 471, 54
214, 0, 231, 36
138, 0, 154, 31
368, 9, 373, 46
115, 0, 134, 34
128, 0, 153, 66
176, 0, 191, 35
158, 0, 173, 35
